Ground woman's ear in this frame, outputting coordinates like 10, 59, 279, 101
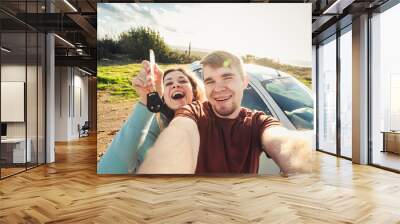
193, 87, 198, 101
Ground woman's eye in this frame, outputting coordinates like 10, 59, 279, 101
165, 82, 172, 86
179, 80, 188, 84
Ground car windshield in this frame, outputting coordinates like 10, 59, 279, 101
261, 77, 314, 130
242, 85, 272, 116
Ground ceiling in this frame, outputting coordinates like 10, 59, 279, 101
0, 0, 98, 74
310, 0, 390, 44
0, 0, 393, 74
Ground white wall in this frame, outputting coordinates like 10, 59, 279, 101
72, 72, 89, 138
55, 66, 69, 141
54, 67, 89, 141
81, 75, 89, 125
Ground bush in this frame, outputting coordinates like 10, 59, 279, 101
118, 27, 170, 63
98, 36, 120, 59
98, 26, 201, 64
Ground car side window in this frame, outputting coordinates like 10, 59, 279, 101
193, 69, 203, 80
242, 85, 272, 116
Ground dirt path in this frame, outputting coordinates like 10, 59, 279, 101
97, 91, 137, 159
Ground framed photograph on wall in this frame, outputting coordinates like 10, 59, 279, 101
96, 3, 312, 175
1, 81, 25, 122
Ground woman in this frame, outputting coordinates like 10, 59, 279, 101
97, 61, 204, 174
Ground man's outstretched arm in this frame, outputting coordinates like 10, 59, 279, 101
137, 117, 200, 174
261, 126, 313, 175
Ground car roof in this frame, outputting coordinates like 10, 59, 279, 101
190, 61, 286, 82
243, 64, 284, 82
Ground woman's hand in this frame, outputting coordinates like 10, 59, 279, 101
153, 63, 163, 96
132, 61, 164, 105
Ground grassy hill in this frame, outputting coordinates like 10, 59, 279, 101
98, 61, 311, 101
244, 57, 311, 88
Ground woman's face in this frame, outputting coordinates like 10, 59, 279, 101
163, 71, 194, 110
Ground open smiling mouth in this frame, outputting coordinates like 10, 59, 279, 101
214, 95, 232, 102
171, 91, 185, 100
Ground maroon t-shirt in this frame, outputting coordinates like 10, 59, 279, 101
175, 101, 281, 174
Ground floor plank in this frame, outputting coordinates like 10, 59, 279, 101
0, 135, 400, 223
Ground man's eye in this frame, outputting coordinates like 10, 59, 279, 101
224, 76, 233, 80
205, 80, 215, 85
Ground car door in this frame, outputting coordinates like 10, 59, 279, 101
242, 83, 282, 175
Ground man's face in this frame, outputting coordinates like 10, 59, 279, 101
203, 65, 247, 119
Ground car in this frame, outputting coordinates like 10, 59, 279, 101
190, 61, 314, 174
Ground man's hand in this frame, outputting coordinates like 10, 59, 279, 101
137, 117, 200, 174
262, 126, 313, 176
132, 60, 164, 105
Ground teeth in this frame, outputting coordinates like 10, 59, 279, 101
215, 96, 231, 101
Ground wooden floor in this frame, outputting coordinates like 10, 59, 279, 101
1, 167, 26, 178
1, 135, 400, 223
1, 163, 45, 178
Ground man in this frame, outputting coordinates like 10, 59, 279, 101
138, 51, 313, 175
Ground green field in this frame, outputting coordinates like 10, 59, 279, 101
97, 62, 311, 101
278, 66, 311, 88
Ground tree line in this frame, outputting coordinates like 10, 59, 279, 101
98, 27, 200, 64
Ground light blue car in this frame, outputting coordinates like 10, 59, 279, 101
191, 61, 314, 174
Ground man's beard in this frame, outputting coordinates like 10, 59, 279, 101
213, 101, 239, 118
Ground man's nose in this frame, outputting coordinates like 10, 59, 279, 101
213, 81, 226, 92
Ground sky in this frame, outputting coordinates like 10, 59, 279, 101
98, 3, 311, 67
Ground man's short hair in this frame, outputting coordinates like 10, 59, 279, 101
200, 51, 246, 80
